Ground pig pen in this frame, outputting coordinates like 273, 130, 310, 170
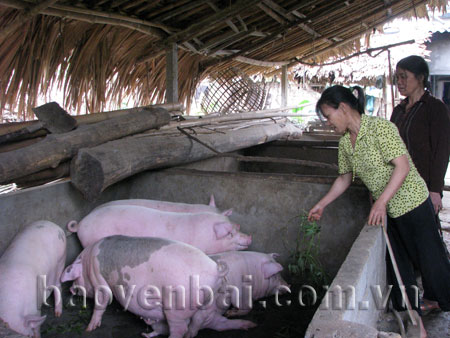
0, 138, 382, 338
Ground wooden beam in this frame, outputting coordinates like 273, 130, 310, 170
0, 0, 172, 38
295, 0, 427, 64
156, 0, 209, 22
201, 1, 344, 69
207, 31, 253, 55
137, 0, 262, 64
121, 0, 147, 11
262, 0, 327, 41
207, 1, 240, 33
257, 3, 287, 24
210, 53, 290, 67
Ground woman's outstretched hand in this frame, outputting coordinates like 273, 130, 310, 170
308, 204, 324, 222
368, 200, 387, 226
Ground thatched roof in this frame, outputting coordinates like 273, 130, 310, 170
0, 0, 447, 119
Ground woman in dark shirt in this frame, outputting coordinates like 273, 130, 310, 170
391, 55, 450, 214
391, 55, 450, 313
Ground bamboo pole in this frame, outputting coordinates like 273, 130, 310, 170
0, 0, 169, 39
388, 49, 396, 112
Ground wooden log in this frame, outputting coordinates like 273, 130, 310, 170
12, 161, 70, 188
0, 103, 183, 136
70, 120, 303, 200
0, 136, 45, 153
0, 108, 171, 184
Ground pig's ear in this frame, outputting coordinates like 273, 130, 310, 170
269, 253, 281, 260
209, 194, 216, 207
262, 262, 283, 279
221, 208, 233, 216
214, 222, 233, 239
61, 259, 82, 282
24, 314, 46, 329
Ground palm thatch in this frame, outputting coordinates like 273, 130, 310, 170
0, 0, 447, 120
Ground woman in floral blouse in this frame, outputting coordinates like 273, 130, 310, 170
308, 85, 450, 338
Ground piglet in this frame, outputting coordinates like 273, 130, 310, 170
61, 235, 256, 338
95, 195, 232, 216
0, 221, 67, 338
67, 205, 251, 254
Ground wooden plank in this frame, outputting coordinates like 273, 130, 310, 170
70, 120, 302, 200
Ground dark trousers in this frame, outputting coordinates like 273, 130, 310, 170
386, 197, 450, 314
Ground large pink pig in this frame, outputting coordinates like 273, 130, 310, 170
0, 221, 67, 338
96, 195, 232, 216
60, 235, 256, 338
67, 205, 251, 254
149, 251, 289, 337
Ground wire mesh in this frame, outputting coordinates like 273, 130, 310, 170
201, 67, 268, 115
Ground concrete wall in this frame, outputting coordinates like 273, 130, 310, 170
0, 166, 369, 278
305, 225, 387, 337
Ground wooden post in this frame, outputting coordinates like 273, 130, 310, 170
387, 49, 395, 115
281, 65, 288, 107
166, 43, 178, 104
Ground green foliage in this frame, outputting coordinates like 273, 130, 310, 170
41, 305, 91, 335
291, 99, 310, 113
287, 213, 328, 287
290, 99, 311, 125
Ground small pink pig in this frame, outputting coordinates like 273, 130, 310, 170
67, 205, 251, 254
0, 221, 67, 338
95, 195, 232, 216
60, 235, 256, 338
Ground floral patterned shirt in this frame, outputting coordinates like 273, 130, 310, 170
338, 114, 428, 218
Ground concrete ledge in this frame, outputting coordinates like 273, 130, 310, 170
305, 225, 386, 337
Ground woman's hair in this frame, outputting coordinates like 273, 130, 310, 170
316, 85, 365, 121
396, 55, 430, 89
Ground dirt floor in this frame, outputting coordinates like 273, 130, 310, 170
40, 284, 321, 338
422, 191, 450, 338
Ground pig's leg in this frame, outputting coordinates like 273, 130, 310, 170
225, 308, 252, 317
54, 283, 63, 317
141, 320, 170, 338
165, 317, 189, 338
205, 314, 257, 331
86, 308, 106, 331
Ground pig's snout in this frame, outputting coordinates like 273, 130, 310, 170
236, 234, 252, 249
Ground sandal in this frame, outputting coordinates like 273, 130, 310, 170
420, 299, 440, 315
